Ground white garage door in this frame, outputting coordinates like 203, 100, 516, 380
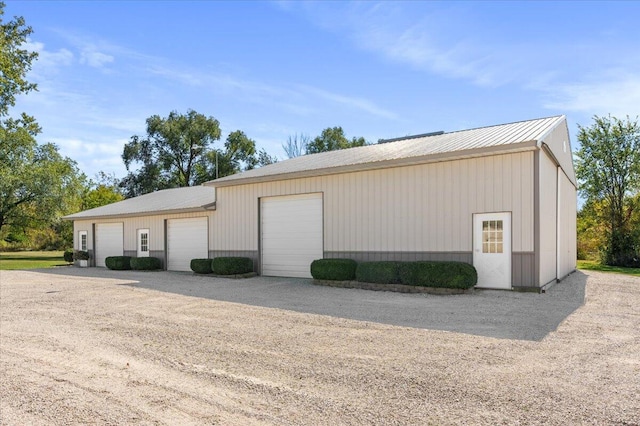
167, 217, 208, 271
261, 193, 323, 278
95, 223, 124, 267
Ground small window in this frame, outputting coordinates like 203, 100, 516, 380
482, 220, 503, 253
78, 231, 88, 252
140, 232, 148, 252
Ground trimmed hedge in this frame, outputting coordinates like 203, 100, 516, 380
310, 258, 358, 281
130, 257, 161, 271
212, 257, 253, 275
63, 249, 74, 263
399, 261, 477, 289
105, 256, 132, 270
355, 261, 402, 284
190, 258, 213, 274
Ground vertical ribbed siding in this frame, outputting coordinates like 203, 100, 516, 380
539, 150, 559, 285
71, 212, 215, 256
212, 151, 535, 255
559, 171, 577, 278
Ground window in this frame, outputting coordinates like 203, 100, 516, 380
482, 220, 503, 253
78, 231, 88, 251
140, 232, 148, 252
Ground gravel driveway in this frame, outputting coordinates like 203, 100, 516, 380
33, 267, 587, 341
1, 268, 638, 425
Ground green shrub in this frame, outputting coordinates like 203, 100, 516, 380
105, 256, 132, 270
190, 258, 213, 274
212, 257, 253, 275
73, 250, 91, 261
310, 258, 358, 280
399, 261, 477, 289
63, 249, 74, 263
356, 261, 402, 284
130, 257, 161, 271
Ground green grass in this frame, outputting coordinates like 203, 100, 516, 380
577, 260, 640, 277
0, 251, 70, 270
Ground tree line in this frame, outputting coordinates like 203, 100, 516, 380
1, 3, 638, 267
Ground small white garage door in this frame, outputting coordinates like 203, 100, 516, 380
95, 223, 124, 267
167, 217, 208, 271
261, 193, 323, 278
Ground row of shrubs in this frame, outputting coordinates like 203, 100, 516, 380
105, 256, 162, 271
310, 259, 477, 289
63, 249, 90, 262
190, 257, 254, 275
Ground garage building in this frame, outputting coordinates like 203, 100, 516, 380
66, 115, 577, 291
205, 115, 577, 291
64, 186, 215, 271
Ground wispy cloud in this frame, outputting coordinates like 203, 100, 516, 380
543, 71, 640, 119
298, 85, 398, 120
148, 64, 396, 120
80, 47, 114, 68
25, 40, 74, 76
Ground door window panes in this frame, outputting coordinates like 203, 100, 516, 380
482, 220, 503, 253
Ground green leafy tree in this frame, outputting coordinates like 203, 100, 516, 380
0, 120, 84, 237
306, 126, 367, 155
194, 130, 277, 181
0, 4, 89, 249
82, 172, 124, 210
0, 2, 38, 117
121, 109, 222, 197
575, 115, 640, 266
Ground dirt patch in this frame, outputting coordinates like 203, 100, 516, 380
1, 270, 638, 425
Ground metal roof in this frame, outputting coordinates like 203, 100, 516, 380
63, 185, 216, 220
207, 115, 566, 187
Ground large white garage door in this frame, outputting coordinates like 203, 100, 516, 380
167, 217, 208, 271
95, 223, 123, 267
261, 193, 323, 278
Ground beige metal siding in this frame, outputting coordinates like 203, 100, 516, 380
558, 171, 577, 278
539, 150, 558, 286
72, 212, 215, 255
213, 152, 535, 255
540, 119, 577, 186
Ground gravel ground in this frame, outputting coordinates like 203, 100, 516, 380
0, 269, 638, 425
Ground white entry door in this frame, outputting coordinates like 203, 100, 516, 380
137, 229, 150, 258
473, 212, 511, 289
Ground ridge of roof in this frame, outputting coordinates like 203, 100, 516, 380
206, 115, 567, 188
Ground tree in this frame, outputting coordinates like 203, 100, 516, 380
0, 2, 38, 117
306, 127, 367, 154
121, 109, 222, 197
194, 130, 277, 181
0, 120, 84, 235
282, 133, 310, 158
575, 115, 640, 266
82, 172, 124, 211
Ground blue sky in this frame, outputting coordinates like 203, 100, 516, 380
7, 1, 640, 180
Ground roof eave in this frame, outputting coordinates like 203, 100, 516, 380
206, 140, 540, 188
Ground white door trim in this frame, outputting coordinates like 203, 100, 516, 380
473, 212, 512, 289
137, 228, 150, 258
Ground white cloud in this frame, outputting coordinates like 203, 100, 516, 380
80, 48, 114, 68
25, 40, 74, 75
298, 85, 398, 120
544, 71, 640, 118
